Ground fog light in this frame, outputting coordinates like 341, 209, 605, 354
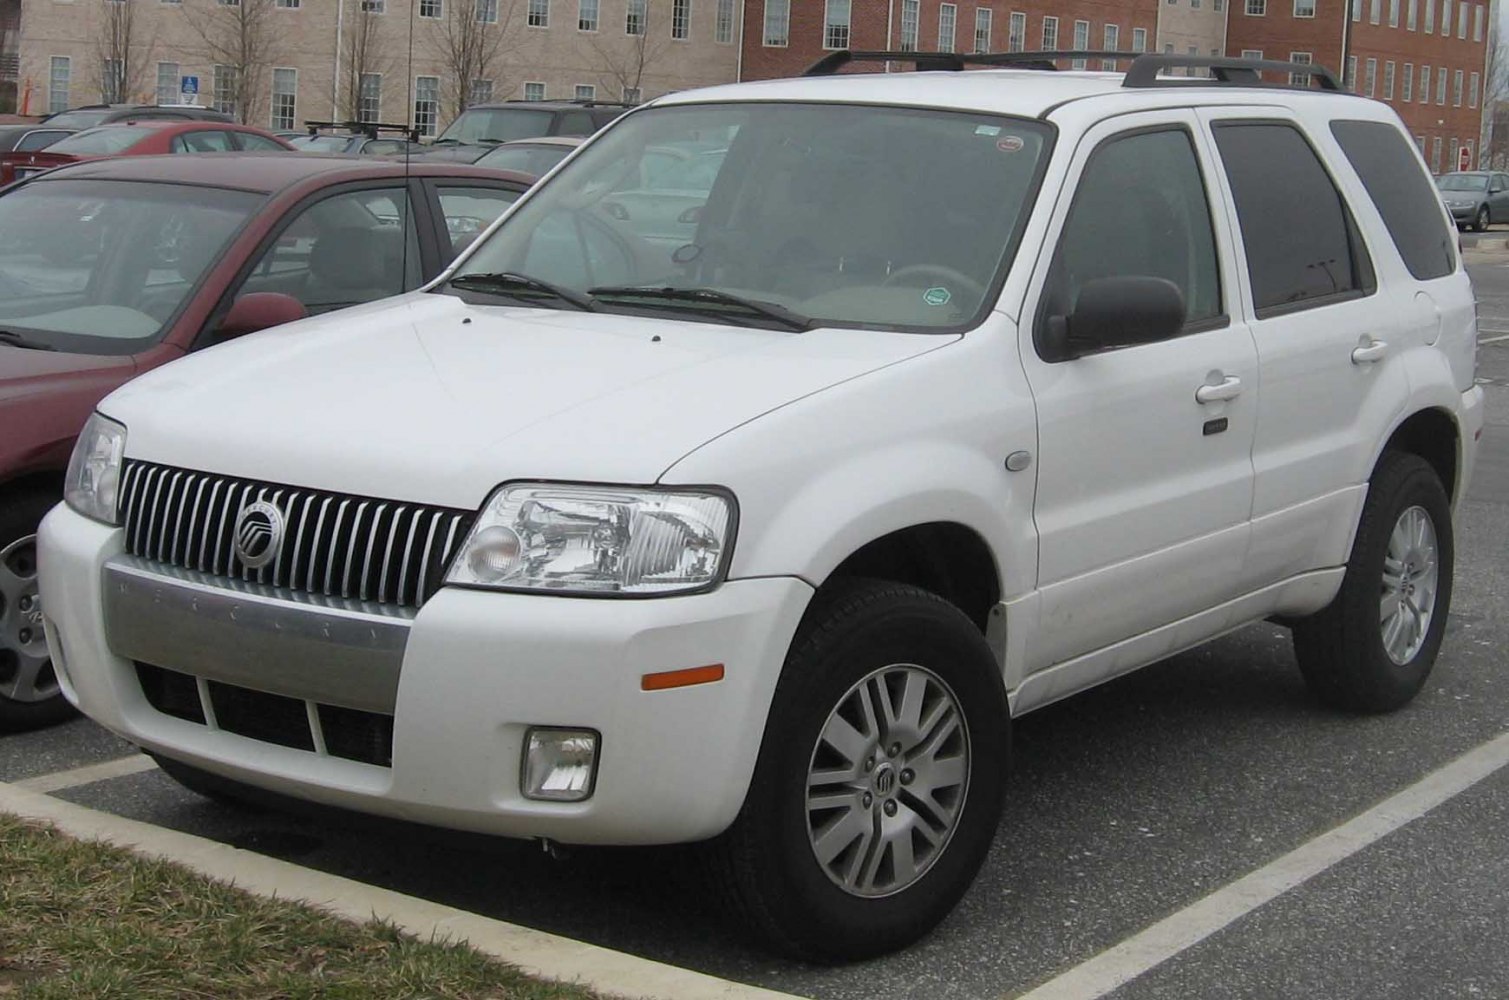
522, 728, 599, 802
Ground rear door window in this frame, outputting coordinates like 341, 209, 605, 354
1329, 120, 1454, 280
1212, 122, 1375, 317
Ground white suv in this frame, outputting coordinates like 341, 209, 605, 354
39, 53, 1483, 959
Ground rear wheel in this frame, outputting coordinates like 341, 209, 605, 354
1475, 207, 1490, 232
0, 490, 73, 733
1292, 452, 1453, 713
707, 579, 1008, 960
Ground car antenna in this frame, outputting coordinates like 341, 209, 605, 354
402, 0, 416, 290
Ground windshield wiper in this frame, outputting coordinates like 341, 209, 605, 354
448, 272, 599, 312
587, 286, 813, 332
0, 330, 57, 351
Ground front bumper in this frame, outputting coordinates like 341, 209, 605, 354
1447, 204, 1479, 222
38, 504, 813, 845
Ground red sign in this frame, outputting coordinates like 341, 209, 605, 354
1460, 146, 1473, 171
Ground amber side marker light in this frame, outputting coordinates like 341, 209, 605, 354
641, 664, 725, 691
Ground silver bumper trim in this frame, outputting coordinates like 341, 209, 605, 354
102, 556, 410, 714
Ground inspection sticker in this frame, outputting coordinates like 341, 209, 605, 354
923, 287, 952, 306
997, 135, 1025, 153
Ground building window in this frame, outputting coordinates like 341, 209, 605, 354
1071, 20, 1088, 69
1040, 15, 1056, 50
715, 0, 734, 42
1424, 0, 1434, 31
1132, 27, 1147, 52
276, 0, 299, 7
672, 0, 689, 38
1293, 51, 1314, 88
1407, 0, 1417, 28
627, 0, 647, 34
762, 0, 787, 45
1402, 62, 1413, 100
156, 62, 180, 106
1431, 136, 1441, 172
939, 4, 957, 52
1295, 0, 1315, 14
48, 56, 70, 115
1246, 0, 1265, 15
1362, 57, 1375, 96
420, 0, 442, 17
1346, 55, 1357, 88
623, 86, 641, 103
523, 81, 545, 101
1437, 66, 1446, 105
1383, 60, 1395, 99
1215, 0, 1224, 9
578, 0, 597, 30
477, 0, 499, 22
1457, 2, 1467, 36
1473, 3, 1483, 40
1192, 0, 1200, 9
575, 83, 595, 99
213, 64, 237, 116
361, 0, 384, 11
1388, 0, 1399, 24
271, 67, 297, 131
1242, 47, 1263, 60
1450, 138, 1460, 169
974, 8, 992, 54
101, 59, 122, 104
414, 75, 440, 134
1453, 69, 1463, 105
1368, 0, 1380, 22
1008, 12, 1025, 51
1464, 139, 1475, 168
359, 72, 381, 122
1352, 0, 1362, 20
900, 0, 920, 50
1442, 0, 1451, 33
825, 0, 850, 49
528, 0, 548, 27
1469, 71, 1479, 108
470, 79, 493, 104
1420, 64, 1430, 103
1102, 24, 1118, 69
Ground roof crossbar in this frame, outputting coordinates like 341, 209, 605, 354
802, 50, 1345, 94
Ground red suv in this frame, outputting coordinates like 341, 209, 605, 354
1, 153, 532, 730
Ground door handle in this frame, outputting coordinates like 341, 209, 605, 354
1195, 375, 1242, 404
1351, 339, 1389, 364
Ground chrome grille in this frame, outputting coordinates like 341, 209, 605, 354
118, 461, 474, 609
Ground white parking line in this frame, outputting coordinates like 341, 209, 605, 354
1478, 332, 1509, 344
1010, 730, 1509, 1000
0, 780, 805, 1000
15, 754, 158, 793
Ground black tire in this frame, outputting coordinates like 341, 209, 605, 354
0, 488, 74, 733
1475, 207, 1490, 232
1292, 451, 1454, 713
706, 579, 1009, 960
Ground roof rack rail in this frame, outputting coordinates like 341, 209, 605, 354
1121, 54, 1343, 90
803, 50, 1143, 75
303, 119, 421, 141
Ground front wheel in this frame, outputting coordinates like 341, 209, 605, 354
707, 579, 1008, 960
1292, 452, 1454, 713
0, 491, 73, 733
1475, 207, 1490, 232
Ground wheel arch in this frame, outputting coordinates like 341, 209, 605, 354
1377, 406, 1460, 502
817, 522, 1003, 634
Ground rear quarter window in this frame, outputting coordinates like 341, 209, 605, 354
1330, 120, 1455, 281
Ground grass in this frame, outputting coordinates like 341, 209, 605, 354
0, 814, 603, 1000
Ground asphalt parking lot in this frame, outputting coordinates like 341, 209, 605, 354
5, 262, 1509, 1000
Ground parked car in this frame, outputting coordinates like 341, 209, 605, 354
418, 99, 630, 162
37, 53, 1481, 960
0, 120, 295, 185
0, 154, 531, 730
472, 135, 584, 175
289, 121, 424, 158
40, 104, 234, 130
0, 124, 74, 156
1436, 170, 1509, 231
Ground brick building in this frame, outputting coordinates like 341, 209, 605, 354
16, 0, 739, 131
739, 0, 1490, 172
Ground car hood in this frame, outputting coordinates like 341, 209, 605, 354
103, 293, 954, 509
0, 347, 139, 477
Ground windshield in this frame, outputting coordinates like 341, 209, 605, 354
1437, 173, 1489, 191
436, 108, 554, 144
452, 103, 1051, 331
474, 142, 575, 174
47, 126, 153, 156
42, 109, 114, 130
0, 179, 260, 355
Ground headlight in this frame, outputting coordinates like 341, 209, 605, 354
446, 483, 735, 595
64, 413, 127, 525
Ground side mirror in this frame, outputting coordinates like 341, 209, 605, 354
218, 292, 308, 338
1041, 276, 1186, 362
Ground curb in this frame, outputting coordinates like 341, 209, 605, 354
0, 779, 807, 1000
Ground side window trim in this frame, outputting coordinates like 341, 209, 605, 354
1033, 121, 1229, 361
1204, 115, 1378, 321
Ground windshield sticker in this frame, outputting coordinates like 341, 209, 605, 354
923, 287, 952, 307
997, 135, 1025, 153
974, 124, 1003, 136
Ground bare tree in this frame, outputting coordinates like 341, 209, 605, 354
339, 7, 394, 122
1483, 22, 1509, 168
432, 0, 514, 125
591, 0, 668, 102
184, 0, 281, 124
95, 0, 151, 104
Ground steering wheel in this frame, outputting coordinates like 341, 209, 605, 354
882, 264, 987, 301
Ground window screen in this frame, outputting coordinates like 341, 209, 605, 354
1212, 122, 1373, 316
1330, 120, 1453, 281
